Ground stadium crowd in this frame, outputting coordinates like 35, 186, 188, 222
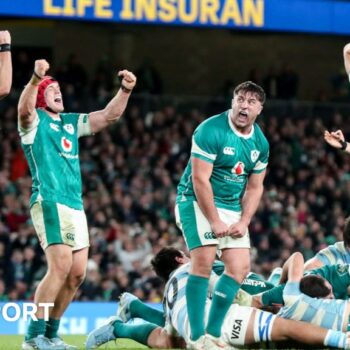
1, 52, 350, 304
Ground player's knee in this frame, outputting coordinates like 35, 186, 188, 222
190, 253, 215, 276
50, 260, 71, 279
68, 271, 86, 289
226, 264, 250, 282
191, 261, 212, 277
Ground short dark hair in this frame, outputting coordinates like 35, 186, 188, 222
300, 275, 330, 298
234, 81, 266, 104
151, 247, 183, 281
343, 217, 350, 248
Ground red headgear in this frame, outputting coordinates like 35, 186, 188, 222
35, 76, 58, 109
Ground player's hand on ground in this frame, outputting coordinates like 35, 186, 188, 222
211, 220, 229, 238
228, 221, 248, 238
34, 59, 50, 78
0, 30, 11, 44
324, 129, 345, 149
118, 70, 137, 91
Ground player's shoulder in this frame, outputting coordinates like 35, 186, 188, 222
194, 111, 229, 143
197, 110, 229, 130
334, 241, 346, 252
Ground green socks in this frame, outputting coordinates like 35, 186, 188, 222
113, 320, 158, 345
45, 318, 60, 339
206, 274, 240, 337
186, 274, 209, 341
25, 318, 46, 340
129, 299, 165, 327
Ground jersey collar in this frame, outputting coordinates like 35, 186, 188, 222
228, 109, 254, 139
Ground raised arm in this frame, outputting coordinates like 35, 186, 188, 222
18, 59, 49, 129
88, 69, 136, 133
324, 129, 350, 154
0, 31, 12, 99
280, 252, 305, 283
344, 43, 350, 76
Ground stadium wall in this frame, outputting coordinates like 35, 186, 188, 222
1, 19, 348, 98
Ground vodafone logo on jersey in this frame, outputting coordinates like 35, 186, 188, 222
232, 162, 245, 175
61, 137, 72, 152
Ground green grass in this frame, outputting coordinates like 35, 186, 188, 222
0, 335, 148, 349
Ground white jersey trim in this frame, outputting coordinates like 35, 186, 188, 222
191, 138, 217, 161
77, 113, 92, 138
253, 160, 267, 171
19, 113, 39, 142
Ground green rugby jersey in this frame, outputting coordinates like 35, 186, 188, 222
262, 264, 350, 307
19, 109, 91, 210
306, 264, 350, 300
176, 110, 269, 211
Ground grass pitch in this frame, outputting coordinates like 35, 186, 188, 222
0, 335, 148, 349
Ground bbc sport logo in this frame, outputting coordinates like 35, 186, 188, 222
0, 302, 54, 322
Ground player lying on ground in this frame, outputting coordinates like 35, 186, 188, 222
251, 258, 350, 311
273, 252, 350, 332
86, 247, 350, 350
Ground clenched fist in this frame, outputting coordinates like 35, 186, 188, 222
34, 59, 50, 79
118, 70, 137, 92
0, 31, 11, 45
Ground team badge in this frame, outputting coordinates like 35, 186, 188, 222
64, 124, 75, 135
61, 137, 72, 152
232, 162, 245, 175
251, 150, 260, 162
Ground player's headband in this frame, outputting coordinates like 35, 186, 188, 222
35, 76, 58, 109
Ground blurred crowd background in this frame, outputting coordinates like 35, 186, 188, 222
1, 51, 350, 303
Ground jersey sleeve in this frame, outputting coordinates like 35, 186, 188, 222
283, 281, 301, 306
18, 111, 39, 137
18, 110, 40, 145
77, 113, 92, 138
311, 264, 350, 299
314, 247, 335, 265
252, 142, 269, 174
191, 122, 220, 164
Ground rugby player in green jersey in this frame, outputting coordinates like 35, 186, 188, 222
175, 81, 269, 349
0, 30, 12, 99
18, 59, 136, 350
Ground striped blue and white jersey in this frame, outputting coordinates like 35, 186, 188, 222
278, 281, 347, 331
163, 262, 217, 341
315, 242, 350, 265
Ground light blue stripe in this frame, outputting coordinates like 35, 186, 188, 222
320, 311, 336, 329
279, 302, 298, 319
284, 282, 300, 295
176, 304, 187, 338
300, 304, 318, 322
329, 246, 342, 262
316, 253, 331, 265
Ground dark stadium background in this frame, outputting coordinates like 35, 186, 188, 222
1, 0, 350, 336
